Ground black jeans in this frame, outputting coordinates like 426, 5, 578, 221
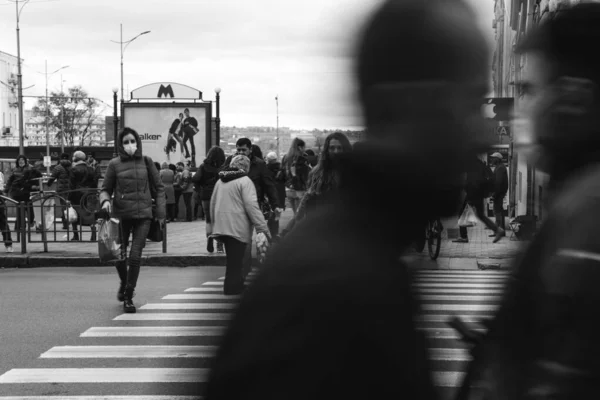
174, 191, 182, 220
0, 201, 13, 246
459, 197, 499, 239
166, 204, 176, 221
183, 132, 195, 159
193, 191, 204, 219
183, 193, 193, 221
11, 192, 34, 231
117, 218, 152, 289
493, 194, 506, 230
267, 217, 279, 239
220, 236, 247, 295
201, 199, 211, 224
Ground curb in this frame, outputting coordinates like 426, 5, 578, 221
0, 255, 240, 268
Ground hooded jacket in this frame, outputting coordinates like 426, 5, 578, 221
48, 159, 72, 193
209, 167, 269, 244
193, 162, 221, 201
100, 129, 166, 220
6, 155, 41, 197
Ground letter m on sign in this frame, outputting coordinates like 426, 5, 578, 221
157, 84, 174, 98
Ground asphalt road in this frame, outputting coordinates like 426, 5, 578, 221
0, 266, 225, 398
0, 265, 507, 399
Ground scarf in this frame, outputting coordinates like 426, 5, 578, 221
219, 167, 247, 182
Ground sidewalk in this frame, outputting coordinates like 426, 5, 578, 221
0, 211, 529, 268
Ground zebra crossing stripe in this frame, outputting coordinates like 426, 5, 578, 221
80, 327, 225, 337
421, 304, 498, 311
415, 314, 493, 322
433, 371, 466, 387
429, 348, 470, 361
201, 282, 224, 286
0, 368, 209, 383
0, 397, 203, 399
417, 288, 504, 294
415, 270, 510, 275
419, 294, 502, 301
40, 346, 218, 358
419, 327, 483, 340
163, 294, 241, 300
415, 277, 507, 282
413, 283, 505, 288
114, 313, 232, 321
139, 303, 236, 310
183, 288, 222, 292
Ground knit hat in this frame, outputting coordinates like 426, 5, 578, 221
266, 152, 278, 163
60, 153, 70, 160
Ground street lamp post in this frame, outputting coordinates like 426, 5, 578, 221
15, 0, 28, 156
215, 87, 221, 147
112, 88, 119, 158
43, 61, 69, 174
275, 95, 279, 157
60, 75, 66, 153
112, 25, 150, 129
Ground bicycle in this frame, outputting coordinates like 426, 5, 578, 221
426, 217, 443, 260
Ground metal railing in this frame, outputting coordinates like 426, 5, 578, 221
2, 183, 167, 254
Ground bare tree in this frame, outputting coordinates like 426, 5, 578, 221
32, 85, 104, 147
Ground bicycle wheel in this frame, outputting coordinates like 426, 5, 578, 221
428, 220, 442, 260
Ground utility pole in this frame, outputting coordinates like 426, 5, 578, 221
275, 95, 279, 157
45, 60, 50, 174
60, 75, 65, 153
15, 0, 25, 155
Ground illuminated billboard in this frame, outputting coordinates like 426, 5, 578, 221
122, 102, 212, 167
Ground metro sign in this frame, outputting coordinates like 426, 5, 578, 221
130, 82, 203, 100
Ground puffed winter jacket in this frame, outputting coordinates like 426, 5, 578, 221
48, 159, 72, 193
100, 130, 166, 220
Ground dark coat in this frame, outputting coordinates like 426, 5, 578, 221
464, 158, 488, 201
100, 130, 166, 220
6, 156, 42, 199
493, 163, 508, 198
193, 162, 220, 201
267, 161, 286, 209
68, 160, 98, 206
206, 147, 438, 400
282, 154, 311, 191
48, 159, 72, 193
225, 155, 279, 209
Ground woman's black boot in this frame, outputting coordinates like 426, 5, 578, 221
115, 260, 128, 302
207, 237, 214, 253
123, 285, 136, 313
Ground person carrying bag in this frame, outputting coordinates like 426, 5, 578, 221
100, 127, 166, 314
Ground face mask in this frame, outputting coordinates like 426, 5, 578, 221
124, 143, 137, 156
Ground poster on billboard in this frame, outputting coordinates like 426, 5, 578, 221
122, 102, 212, 168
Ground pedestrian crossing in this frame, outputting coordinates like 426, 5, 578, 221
0, 268, 510, 399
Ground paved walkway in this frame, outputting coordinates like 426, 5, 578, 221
1, 210, 529, 268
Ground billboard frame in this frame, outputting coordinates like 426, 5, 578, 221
121, 101, 213, 162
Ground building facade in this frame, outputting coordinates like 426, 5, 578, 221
491, 0, 582, 221
0, 50, 19, 146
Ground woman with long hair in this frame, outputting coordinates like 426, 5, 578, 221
100, 127, 166, 313
294, 132, 352, 222
282, 138, 310, 215
193, 146, 226, 253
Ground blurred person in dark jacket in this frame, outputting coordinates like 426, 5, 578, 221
453, 157, 500, 243
6, 155, 41, 231
489, 152, 508, 240
265, 151, 286, 239
47, 152, 72, 230
68, 151, 99, 241
204, 0, 491, 399
305, 148, 318, 167
472, 4, 600, 398
193, 146, 226, 253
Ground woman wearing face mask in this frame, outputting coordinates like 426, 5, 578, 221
100, 127, 166, 313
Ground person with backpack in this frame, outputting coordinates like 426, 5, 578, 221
453, 157, 502, 243
68, 151, 99, 241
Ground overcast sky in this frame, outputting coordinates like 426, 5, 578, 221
0, 0, 495, 130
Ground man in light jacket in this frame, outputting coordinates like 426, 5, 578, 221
210, 155, 270, 295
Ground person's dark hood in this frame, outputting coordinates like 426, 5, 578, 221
117, 129, 143, 160
202, 162, 221, 174
15, 155, 28, 169
59, 159, 72, 168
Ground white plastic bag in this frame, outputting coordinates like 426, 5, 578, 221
255, 231, 270, 265
64, 205, 78, 224
458, 204, 478, 228
43, 197, 55, 230
98, 218, 122, 263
